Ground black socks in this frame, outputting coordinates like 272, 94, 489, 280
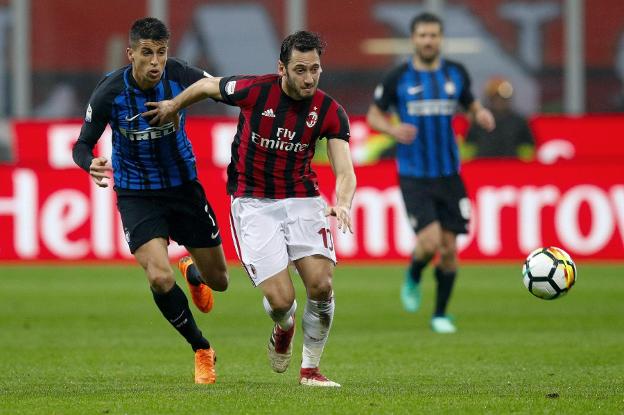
434, 267, 457, 317
152, 283, 210, 351
408, 258, 430, 284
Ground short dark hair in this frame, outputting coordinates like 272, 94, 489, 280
410, 12, 444, 34
279, 31, 326, 66
129, 17, 170, 47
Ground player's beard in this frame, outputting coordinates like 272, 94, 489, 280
284, 72, 316, 101
416, 47, 439, 65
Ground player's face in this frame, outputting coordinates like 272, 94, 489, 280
412, 23, 442, 64
127, 39, 168, 90
279, 49, 322, 100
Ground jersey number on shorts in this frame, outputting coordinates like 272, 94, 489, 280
318, 228, 334, 251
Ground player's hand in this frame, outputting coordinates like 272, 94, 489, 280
143, 100, 180, 128
389, 123, 417, 144
325, 205, 353, 234
89, 156, 112, 188
476, 108, 496, 132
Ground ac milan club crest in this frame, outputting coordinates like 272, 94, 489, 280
306, 108, 318, 128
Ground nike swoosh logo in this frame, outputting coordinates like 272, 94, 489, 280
125, 113, 141, 122
408, 86, 424, 95
211, 230, 220, 239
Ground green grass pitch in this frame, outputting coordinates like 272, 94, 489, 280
1, 263, 623, 414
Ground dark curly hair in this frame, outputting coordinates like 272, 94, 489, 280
279, 31, 326, 66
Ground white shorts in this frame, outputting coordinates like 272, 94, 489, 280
229, 196, 337, 286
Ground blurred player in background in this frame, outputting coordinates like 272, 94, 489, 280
145, 31, 356, 387
72, 17, 228, 384
463, 77, 535, 161
367, 12, 495, 333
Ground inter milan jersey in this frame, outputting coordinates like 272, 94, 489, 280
73, 58, 209, 190
218, 74, 350, 199
373, 59, 475, 178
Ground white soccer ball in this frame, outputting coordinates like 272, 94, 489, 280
522, 247, 577, 300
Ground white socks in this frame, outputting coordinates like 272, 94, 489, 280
301, 295, 335, 369
263, 297, 296, 331
263, 295, 336, 368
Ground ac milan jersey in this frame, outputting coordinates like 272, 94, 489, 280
73, 58, 209, 190
218, 74, 350, 198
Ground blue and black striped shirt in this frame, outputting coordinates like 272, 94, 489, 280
73, 58, 208, 190
373, 59, 474, 178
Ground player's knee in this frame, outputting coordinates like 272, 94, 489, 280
439, 244, 457, 263
439, 253, 457, 270
268, 296, 295, 313
419, 238, 440, 256
147, 267, 175, 293
206, 268, 229, 292
307, 277, 333, 300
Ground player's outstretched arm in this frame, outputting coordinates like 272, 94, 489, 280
144, 77, 223, 126
366, 104, 417, 144
325, 138, 356, 234
468, 100, 496, 132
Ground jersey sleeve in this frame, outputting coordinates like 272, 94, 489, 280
218, 75, 258, 108
72, 78, 112, 172
323, 104, 351, 142
372, 64, 405, 112
456, 63, 476, 110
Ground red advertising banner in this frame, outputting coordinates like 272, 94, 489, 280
2, 118, 623, 262
1, 161, 622, 262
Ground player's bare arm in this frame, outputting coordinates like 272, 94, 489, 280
89, 156, 113, 188
325, 138, 356, 234
366, 104, 417, 144
468, 100, 496, 132
144, 76, 223, 126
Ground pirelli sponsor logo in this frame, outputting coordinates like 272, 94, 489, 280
407, 99, 457, 116
119, 122, 176, 141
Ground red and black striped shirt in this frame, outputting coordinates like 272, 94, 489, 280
218, 74, 350, 198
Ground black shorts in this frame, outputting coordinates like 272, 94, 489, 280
399, 174, 470, 235
115, 180, 222, 253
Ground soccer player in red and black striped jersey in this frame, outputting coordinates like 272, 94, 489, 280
145, 31, 356, 387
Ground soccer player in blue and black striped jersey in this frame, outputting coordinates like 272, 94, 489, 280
367, 12, 495, 333
72, 17, 228, 383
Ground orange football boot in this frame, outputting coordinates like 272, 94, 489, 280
195, 348, 217, 384
178, 256, 214, 313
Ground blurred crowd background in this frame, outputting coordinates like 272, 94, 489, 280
2, 0, 623, 116
0, 0, 622, 160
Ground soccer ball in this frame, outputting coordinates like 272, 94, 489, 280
522, 247, 577, 300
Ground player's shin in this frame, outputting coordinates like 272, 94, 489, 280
152, 283, 211, 351
301, 295, 335, 368
263, 297, 296, 330
434, 267, 457, 316
408, 256, 431, 284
